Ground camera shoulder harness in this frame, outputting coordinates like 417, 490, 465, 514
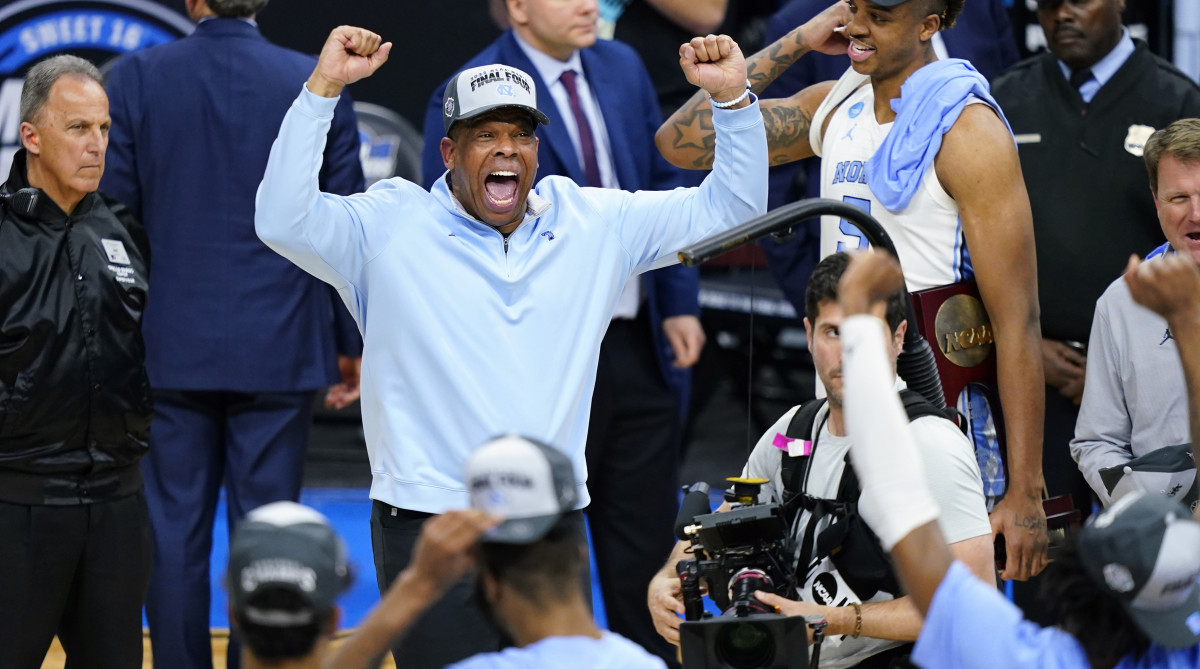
778, 389, 954, 599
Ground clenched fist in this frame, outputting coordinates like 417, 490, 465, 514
678, 34, 749, 109
307, 26, 392, 98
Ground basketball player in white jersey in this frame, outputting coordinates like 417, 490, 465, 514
655, 0, 1048, 581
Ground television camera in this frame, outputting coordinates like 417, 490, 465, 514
675, 479, 825, 669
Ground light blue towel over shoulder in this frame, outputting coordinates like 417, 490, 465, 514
867, 59, 1013, 212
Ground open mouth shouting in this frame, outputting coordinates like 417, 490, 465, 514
484, 170, 520, 212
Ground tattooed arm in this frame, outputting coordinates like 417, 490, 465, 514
655, 0, 850, 170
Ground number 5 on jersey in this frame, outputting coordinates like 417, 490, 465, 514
837, 196, 872, 252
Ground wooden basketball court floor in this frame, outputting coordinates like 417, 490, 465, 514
41, 630, 399, 668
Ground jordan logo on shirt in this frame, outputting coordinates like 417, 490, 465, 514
1161, 328, 1174, 346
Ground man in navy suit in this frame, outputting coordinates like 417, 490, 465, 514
420, 1, 702, 665
101, 1, 364, 667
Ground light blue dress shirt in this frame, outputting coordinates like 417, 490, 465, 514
1057, 29, 1135, 104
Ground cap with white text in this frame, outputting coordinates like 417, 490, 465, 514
466, 435, 577, 544
227, 501, 351, 628
442, 64, 550, 135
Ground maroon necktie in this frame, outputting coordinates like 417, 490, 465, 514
559, 69, 603, 188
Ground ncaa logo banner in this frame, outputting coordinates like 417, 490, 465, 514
0, 0, 192, 176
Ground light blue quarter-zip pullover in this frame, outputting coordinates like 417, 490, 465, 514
256, 85, 767, 513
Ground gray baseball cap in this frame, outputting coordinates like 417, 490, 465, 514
465, 435, 577, 544
442, 64, 551, 135
1079, 492, 1200, 648
227, 501, 351, 627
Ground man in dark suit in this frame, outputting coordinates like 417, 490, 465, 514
420, 0, 702, 665
101, 1, 364, 667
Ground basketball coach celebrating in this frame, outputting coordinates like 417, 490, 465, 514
0, 55, 153, 667
255, 26, 766, 666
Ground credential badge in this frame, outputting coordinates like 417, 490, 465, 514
101, 239, 130, 265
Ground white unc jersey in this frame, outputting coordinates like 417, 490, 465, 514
818, 84, 1006, 501
818, 84, 973, 290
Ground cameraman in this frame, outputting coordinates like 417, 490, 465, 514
835, 251, 1200, 668
647, 252, 995, 668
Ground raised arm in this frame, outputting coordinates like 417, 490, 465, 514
654, 1, 848, 170
937, 104, 1047, 582
590, 34, 767, 269
1123, 254, 1200, 522
325, 510, 498, 669
836, 253, 953, 613
254, 26, 392, 289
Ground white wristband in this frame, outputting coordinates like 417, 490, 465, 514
841, 315, 941, 551
710, 79, 752, 108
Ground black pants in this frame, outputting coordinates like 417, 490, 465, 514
586, 314, 682, 667
371, 502, 589, 668
0, 491, 153, 669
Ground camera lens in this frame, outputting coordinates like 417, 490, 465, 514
714, 620, 774, 669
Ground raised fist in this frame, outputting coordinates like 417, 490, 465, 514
308, 26, 392, 97
838, 251, 906, 319
678, 34, 748, 106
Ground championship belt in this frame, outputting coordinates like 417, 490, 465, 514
908, 280, 999, 418
910, 280, 1081, 560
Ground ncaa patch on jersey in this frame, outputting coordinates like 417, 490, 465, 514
1125, 124, 1155, 157
101, 239, 130, 265
848, 101, 864, 118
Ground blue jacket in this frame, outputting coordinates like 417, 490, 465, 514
102, 18, 364, 392
420, 31, 699, 400
256, 88, 767, 512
